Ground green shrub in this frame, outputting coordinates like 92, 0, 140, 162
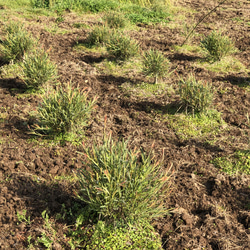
142, 49, 170, 84
21, 49, 57, 89
88, 220, 162, 249
103, 11, 128, 29
106, 31, 139, 61
0, 23, 35, 62
86, 26, 111, 46
35, 82, 97, 136
77, 135, 172, 222
179, 75, 214, 114
200, 31, 235, 61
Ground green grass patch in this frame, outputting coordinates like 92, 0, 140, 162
166, 109, 226, 140
95, 57, 142, 76
212, 150, 250, 175
0, 0, 30, 9
195, 56, 248, 74
121, 3, 171, 25
87, 219, 162, 249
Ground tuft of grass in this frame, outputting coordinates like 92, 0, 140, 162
200, 31, 236, 62
0, 22, 35, 62
103, 11, 128, 29
178, 75, 214, 114
142, 49, 170, 84
212, 150, 250, 175
33, 82, 97, 139
106, 31, 139, 61
21, 48, 58, 90
77, 134, 172, 223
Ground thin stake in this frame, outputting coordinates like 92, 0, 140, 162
181, 0, 229, 46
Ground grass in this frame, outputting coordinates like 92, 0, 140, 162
195, 56, 248, 74
121, 81, 175, 98
166, 109, 227, 140
212, 150, 250, 175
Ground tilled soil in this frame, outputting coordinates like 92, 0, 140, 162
0, 0, 250, 249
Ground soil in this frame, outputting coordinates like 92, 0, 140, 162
0, 0, 250, 249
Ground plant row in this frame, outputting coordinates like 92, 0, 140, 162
0, 21, 172, 249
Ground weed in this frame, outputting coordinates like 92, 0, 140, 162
103, 11, 128, 29
33, 82, 97, 139
0, 22, 35, 62
166, 109, 225, 140
21, 48, 57, 90
106, 31, 139, 61
17, 210, 31, 225
87, 219, 162, 249
178, 75, 214, 114
200, 31, 235, 62
212, 150, 250, 175
142, 49, 170, 84
77, 134, 172, 223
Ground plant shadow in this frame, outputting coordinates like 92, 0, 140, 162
214, 75, 250, 87
0, 78, 27, 94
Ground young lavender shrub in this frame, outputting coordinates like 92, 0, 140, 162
86, 25, 111, 46
200, 31, 235, 62
0, 22, 35, 62
106, 31, 139, 61
103, 11, 128, 29
34, 82, 97, 138
77, 134, 172, 223
142, 49, 170, 84
21, 48, 57, 90
179, 75, 214, 114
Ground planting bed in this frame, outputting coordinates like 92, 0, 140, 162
0, 0, 250, 249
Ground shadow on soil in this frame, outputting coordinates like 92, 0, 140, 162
6, 173, 83, 219
170, 53, 203, 62
214, 75, 250, 87
0, 78, 27, 93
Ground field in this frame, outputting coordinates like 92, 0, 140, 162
0, 0, 250, 249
